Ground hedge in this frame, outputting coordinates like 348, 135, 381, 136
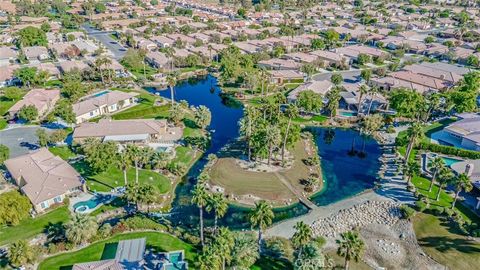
417, 142, 480, 160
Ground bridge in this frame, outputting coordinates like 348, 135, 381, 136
273, 172, 318, 211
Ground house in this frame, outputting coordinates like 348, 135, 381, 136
73, 118, 183, 146
4, 148, 86, 213
258, 58, 301, 70
73, 90, 139, 124
151, 36, 175, 48
267, 70, 304, 84
72, 238, 188, 270
146, 51, 170, 69
287, 80, 333, 103
0, 47, 17, 66
7, 88, 60, 119
0, 65, 18, 87
23, 46, 50, 63
58, 60, 90, 74
309, 50, 350, 67
440, 114, 480, 151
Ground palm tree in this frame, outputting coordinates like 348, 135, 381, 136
239, 106, 259, 161
125, 144, 142, 184
192, 183, 209, 247
326, 87, 341, 118
337, 231, 365, 270
281, 104, 299, 165
198, 244, 222, 270
166, 72, 177, 106
265, 124, 281, 165
214, 227, 235, 270
405, 122, 423, 163
8, 240, 36, 267
366, 86, 379, 115
357, 84, 369, 114
451, 173, 473, 209
291, 221, 312, 256
249, 200, 274, 252
436, 167, 454, 201
206, 192, 228, 233
428, 157, 445, 193
65, 213, 98, 245
403, 161, 420, 186
117, 148, 132, 186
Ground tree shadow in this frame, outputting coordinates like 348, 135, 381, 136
183, 118, 197, 129
101, 243, 118, 260
417, 235, 480, 254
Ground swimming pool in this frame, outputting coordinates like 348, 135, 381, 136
73, 194, 112, 213
340, 111, 357, 117
441, 156, 463, 166
92, 90, 110, 98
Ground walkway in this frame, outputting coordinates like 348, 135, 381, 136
273, 172, 318, 210
266, 190, 389, 238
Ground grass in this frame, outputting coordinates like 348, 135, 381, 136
0, 206, 70, 246
292, 115, 328, 125
0, 117, 7, 130
112, 93, 170, 120
413, 212, 480, 270
411, 175, 480, 223
89, 197, 127, 216
397, 118, 456, 145
48, 146, 76, 160
38, 231, 197, 270
0, 97, 20, 116
173, 146, 195, 164
86, 166, 171, 194
251, 256, 293, 270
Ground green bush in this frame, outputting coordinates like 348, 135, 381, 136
121, 216, 167, 231
415, 200, 428, 212
417, 142, 480, 159
400, 205, 416, 220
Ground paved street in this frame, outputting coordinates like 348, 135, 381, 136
0, 126, 50, 158
83, 24, 127, 60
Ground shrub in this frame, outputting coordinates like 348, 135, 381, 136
415, 201, 428, 212
417, 142, 480, 159
120, 216, 167, 231
400, 205, 416, 220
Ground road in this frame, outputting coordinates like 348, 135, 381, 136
82, 24, 127, 60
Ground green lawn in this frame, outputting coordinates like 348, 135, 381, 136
0, 206, 70, 246
251, 256, 293, 270
0, 117, 7, 130
173, 146, 195, 165
38, 232, 197, 270
397, 118, 456, 145
86, 166, 171, 194
414, 213, 480, 270
112, 94, 170, 120
411, 175, 480, 223
0, 97, 20, 116
48, 146, 77, 160
292, 115, 328, 125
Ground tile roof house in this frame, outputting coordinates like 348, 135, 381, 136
287, 80, 334, 103
7, 88, 60, 119
4, 148, 85, 212
0, 46, 17, 66
0, 65, 18, 87
73, 118, 183, 145
22, 46, 50, 63
146, 51, 170, 69
58, 60, 90, 74
258, 58, 301, 70
442, 114, 480, 151
73, 90, 139, 124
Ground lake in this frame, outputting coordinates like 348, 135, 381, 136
147, 75, 382, 228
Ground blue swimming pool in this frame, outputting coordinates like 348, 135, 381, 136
73, 194, 112, 212
441, 156, 463, 166
92, 90, 110, 98
340, 111, 357, 117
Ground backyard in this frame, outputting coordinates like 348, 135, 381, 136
0, 206, 70, 246
414, 212, 480, 270
38, 231, 197, 270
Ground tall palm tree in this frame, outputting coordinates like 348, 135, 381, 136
192, 183, 209, 247
326, 87, 341, 118
281, 104, 299, 165
436, 167, 454, 201
117, 148, 131, 186
166, 73, 177, 106
265, 124, 281, 165
65, 213, 98, 245
357, 84, 369, 114
214, 227, 235, 270
337, 231, 365, 270
239, 106, 259, 161
428, 157, 445, 193
366, 86, 379, 115
291, 221, 312, 256
206, 192, 228, 234
125, 144, 142, 184
198, 244, 222, 270
403, 161, 420, 186
249, 200, 274, 252
451, 173, 473, 209
405, 122, 423, 163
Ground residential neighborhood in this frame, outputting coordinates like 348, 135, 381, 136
0, 0, 480, 269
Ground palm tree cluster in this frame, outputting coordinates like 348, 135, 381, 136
239, 97, 301, 166
124, 182, 156, 211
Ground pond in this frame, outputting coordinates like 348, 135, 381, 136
147, 75, 382, 228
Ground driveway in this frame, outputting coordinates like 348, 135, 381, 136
83, 24, 127, 60
0, 126, 50, 158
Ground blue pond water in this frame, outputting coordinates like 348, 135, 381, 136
146, 75, 381, 227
